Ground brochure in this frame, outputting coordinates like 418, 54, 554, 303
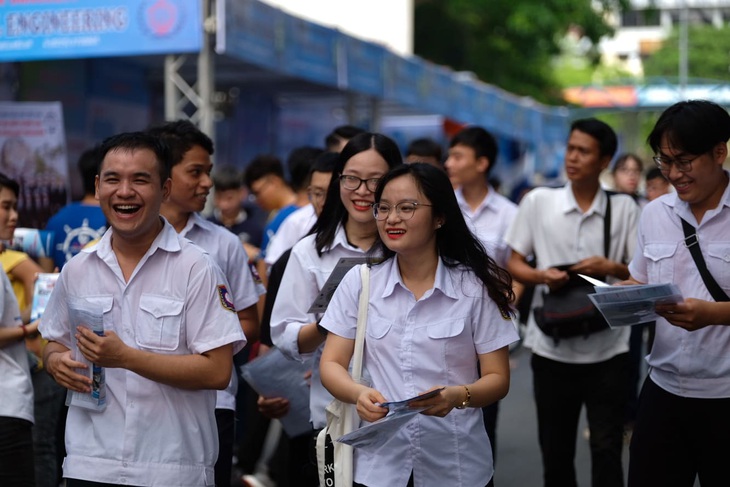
587, 283, 683, 328
240, 347, 312, 437
30, 273, 59, 322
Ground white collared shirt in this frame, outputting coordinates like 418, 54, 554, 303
629, 175, 730, 398
270, 225, 371, 429
39, 220, 245, 486
180, 213, 263, 410
505, 183, 639, 363
0, 267, 32, 423
264, 204, 317, 265
455, 186, 517, 267
320, 258, 519, 487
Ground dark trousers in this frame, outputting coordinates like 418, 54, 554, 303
215, 408, 234, 487
532, 352, 627, 487
628, 377, 730, 487
0, 416, 35, 487
482, 401, 499, 464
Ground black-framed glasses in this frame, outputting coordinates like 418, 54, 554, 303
339, 174, 380, 192
652, 153, 704, 173
373, 201, 433, 221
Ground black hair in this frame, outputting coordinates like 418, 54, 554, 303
312, 132, 403, 255
570, 118, 618, 159
311, 151, 339, 175
147, 119, 214, 166
450, 126, 498, 173
78, 146, 102, 196
212, 165, 244, 191
287, 146, 324, 192
645, 167, 665, 182
97, 131, 171, 185
0, 171, 19, 198
373, 163, 514, 315
647, 100, 730, 156
612, 153, 643, 175
325, 125, 366, 151
407, 138, 443, 162
243, 155, 285, 188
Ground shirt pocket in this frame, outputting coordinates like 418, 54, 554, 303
135, 294, 185, 351
425, 318, 472, 371
366, 319, 392, 340
643, 243, 678, 283
705, 243, 730, 289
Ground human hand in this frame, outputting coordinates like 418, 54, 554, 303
570, 256, 612, 278
257, 395, 290, 419
75, 326, 128, 368
655, 299, 713, 331
542, 268, 570, 291
45, 349, 91, 393
356, 387, 388, 422
410, 385, 464, 418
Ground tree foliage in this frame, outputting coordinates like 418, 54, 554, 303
642, 25, 730, 82
414, 0, 627, 104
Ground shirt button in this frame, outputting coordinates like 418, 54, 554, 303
123, 462, 128, 468
724, 254, 730, 262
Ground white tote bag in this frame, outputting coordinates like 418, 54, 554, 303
317, 264, 370, 487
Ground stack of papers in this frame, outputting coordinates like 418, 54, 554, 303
579, 274, 683, 328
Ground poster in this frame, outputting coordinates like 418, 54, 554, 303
0, 102, 68, 229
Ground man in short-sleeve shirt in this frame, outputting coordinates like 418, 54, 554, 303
625, 100, 730, 487
40, 132, 245, 487
506, 118, 640, 487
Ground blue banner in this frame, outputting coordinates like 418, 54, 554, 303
0, 0, 201, 62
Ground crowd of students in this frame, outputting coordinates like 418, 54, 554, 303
1, 99, 728, 487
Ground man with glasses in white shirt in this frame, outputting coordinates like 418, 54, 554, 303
625, 100, 730, 487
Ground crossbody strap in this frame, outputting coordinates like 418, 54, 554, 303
680, 217, 730, 302
351, 264, 370, 382
603, 191, 612, 258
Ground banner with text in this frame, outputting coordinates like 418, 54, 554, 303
0, 0, 201, 62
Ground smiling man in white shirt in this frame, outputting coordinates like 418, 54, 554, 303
40, 132, 245, 487
625, 100, 730, 487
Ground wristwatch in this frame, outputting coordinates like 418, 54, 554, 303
455, 385, 471, 409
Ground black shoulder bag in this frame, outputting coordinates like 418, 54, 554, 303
680, 218, 730, 302
534, 193, 612, 343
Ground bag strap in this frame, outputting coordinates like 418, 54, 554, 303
351, 264, 370, 382
680, 217, 730, 302
603, 191, 612, 258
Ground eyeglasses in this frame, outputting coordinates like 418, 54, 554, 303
373, 201, 433, 221
339, 174, 380, 192
307, 187, 326, 202
652, 153, 704, 174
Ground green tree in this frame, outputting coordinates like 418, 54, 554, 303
643, 25, 730, 82
414, 0, 626, 104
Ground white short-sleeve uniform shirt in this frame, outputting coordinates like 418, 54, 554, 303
455, 186, 518, 268
180, 213, 263, 411
270, 225, 371, 429
505, 184, 639, 363
629, 178, 730, 398
39, 220, 246, 487
0, 267, 32, 423
320, 259, 519, 487
264, 204, 317, 265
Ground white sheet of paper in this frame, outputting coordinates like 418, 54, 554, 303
588, 283, 683, 328
336, 407, 425, 449
578, 274, 609, 287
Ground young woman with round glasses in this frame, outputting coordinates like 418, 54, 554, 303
269, 132, 402, 457
320, 163, 519, 487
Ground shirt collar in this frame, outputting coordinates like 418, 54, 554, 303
329, 224, 363, 252
561, 182, 607, 217
455, 186, 497, 216
87, 217, 182, 260
179, 212, 205, 238
381, 255, 459, 300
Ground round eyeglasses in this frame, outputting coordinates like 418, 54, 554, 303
373, 201, 433, 221
339, 174, 380, 192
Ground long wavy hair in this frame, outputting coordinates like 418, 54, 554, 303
373, 163, 514, 315
312, 132, 403, 255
